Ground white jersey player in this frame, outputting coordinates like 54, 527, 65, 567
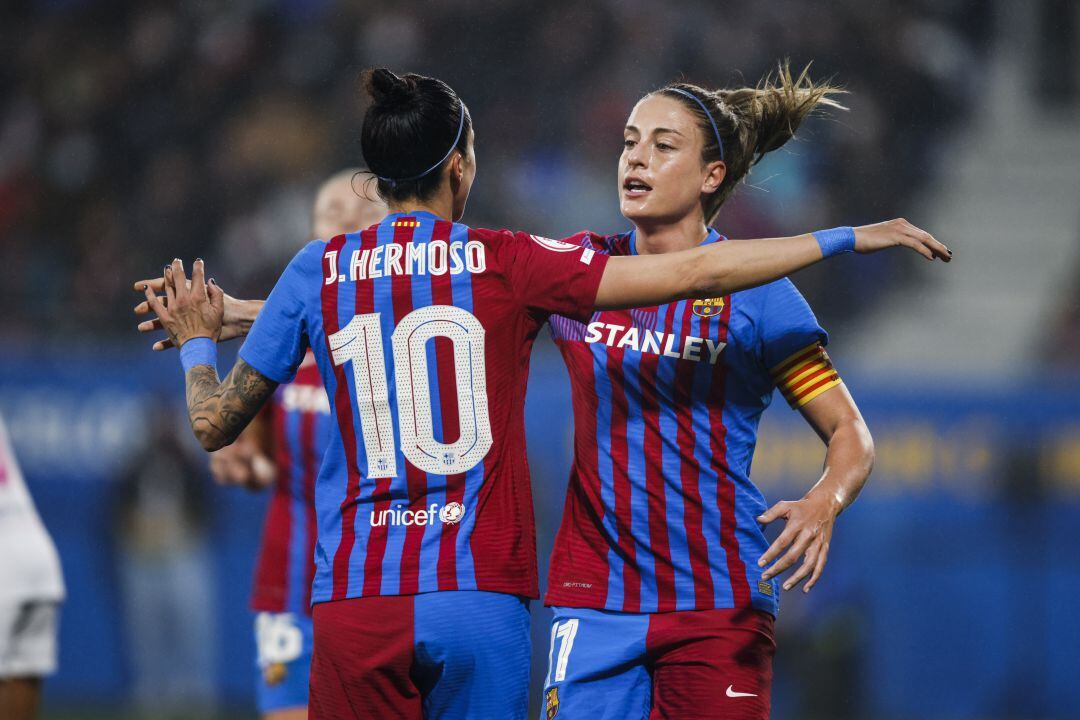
0, 413, 64, 720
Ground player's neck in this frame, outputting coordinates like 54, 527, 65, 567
632, 213, 710, 255
387, 196, 454, 222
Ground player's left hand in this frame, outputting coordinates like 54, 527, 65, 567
141, 258, 225, 349
210, 435, 276, 491
756, 489, 841, 593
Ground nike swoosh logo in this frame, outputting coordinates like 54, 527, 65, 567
726, 685, 757, 698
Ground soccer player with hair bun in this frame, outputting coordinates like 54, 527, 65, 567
138, 67, 948, 718
541, 64, 927, 720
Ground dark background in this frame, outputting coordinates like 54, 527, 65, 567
2, 1, 1079, 718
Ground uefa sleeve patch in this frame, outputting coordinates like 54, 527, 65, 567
529, 234, 580, 252
770, 342, 842, 409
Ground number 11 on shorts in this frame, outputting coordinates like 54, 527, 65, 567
547, 618, 579, 684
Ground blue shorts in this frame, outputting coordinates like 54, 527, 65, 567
254, 611, 313, 713
310, 590, 532, 719
543, 606, 775, 720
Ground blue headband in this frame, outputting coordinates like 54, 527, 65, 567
376, 101, 466, 186
666, 87, 724, 162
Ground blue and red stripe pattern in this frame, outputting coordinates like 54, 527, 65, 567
238, 211, 609, 605
251, 351, 329, 614
545, 230, 836, 616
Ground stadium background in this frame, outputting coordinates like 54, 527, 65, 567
1, 0, 1079, 718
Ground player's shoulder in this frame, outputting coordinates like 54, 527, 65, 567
468, 227, 625, 254
287, 237, 333, 269
734, 275, 800, 305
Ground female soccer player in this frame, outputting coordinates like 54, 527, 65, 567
140, 69, 947, 719
541, 66, 913, 719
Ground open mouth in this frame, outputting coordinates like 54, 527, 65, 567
623, 177, 652, 198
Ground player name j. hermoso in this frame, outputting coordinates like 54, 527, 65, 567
324, 240, 487, 284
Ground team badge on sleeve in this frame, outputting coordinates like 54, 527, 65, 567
530, 235, 578, 252
692, 297, 725, 318
530, 235, 595, 265
545, 686, 560, 719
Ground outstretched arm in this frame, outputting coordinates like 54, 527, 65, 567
756, 383, 873, 593
595, 219, 950, 310
142, 259, 277, 450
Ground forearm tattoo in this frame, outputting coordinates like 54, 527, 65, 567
186, 359, 277, 449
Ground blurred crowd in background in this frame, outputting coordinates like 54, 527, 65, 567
1, 0, 995, 346
2, 1, 1080, 719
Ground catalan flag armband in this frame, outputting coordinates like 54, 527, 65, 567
770, 342, 842, 409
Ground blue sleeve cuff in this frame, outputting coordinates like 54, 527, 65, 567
180, 337, 218, 374
813, 227, 856, 258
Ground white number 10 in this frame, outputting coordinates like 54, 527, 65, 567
329, 305, 493, 478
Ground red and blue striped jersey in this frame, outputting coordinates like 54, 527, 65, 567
250, 350, 331, 615
239, 211, 609, 604
545, 230, 837, 616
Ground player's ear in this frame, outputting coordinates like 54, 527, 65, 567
450, 151, 464, 181
447, 152, 464, 194
701, 160, 726, 195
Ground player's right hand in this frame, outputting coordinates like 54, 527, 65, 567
210, 434, 276, 491
140, 258, 224, 349
133, 274, 244, 351
853, 218, 952, 261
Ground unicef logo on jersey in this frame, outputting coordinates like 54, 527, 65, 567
370, 502, 466, 527
439, 501, 465, 525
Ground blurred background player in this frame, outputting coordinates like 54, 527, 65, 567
137, 69, 946, 719
207, 169, 386, 720
0, 413, 64, 720
542, 66, 879, 720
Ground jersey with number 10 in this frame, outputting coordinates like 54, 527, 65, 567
239, 211, 609, 605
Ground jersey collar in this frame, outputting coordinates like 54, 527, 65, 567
384, 210, 445, 223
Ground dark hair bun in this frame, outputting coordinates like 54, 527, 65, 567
363, 68, 417, 105
360, 67, 472, 203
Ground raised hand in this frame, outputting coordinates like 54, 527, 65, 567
854, 218, 952, 262
140, 259, 225, 349
134, 269, 258, 351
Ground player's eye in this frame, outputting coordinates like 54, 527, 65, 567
657, 142, 674, 151
623, 139, 636, 149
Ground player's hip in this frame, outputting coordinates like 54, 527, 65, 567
546, 528, 779, 615
310, 590, 532, 719
543, 605, 775, 720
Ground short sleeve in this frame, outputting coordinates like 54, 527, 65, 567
760, 279, 841, 409
238, 241, 322, 384
497, 231, 609, 323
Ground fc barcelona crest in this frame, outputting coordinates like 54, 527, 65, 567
263, 662, 287, 686
546, 686, 560, 719
692, 297, 725, 318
